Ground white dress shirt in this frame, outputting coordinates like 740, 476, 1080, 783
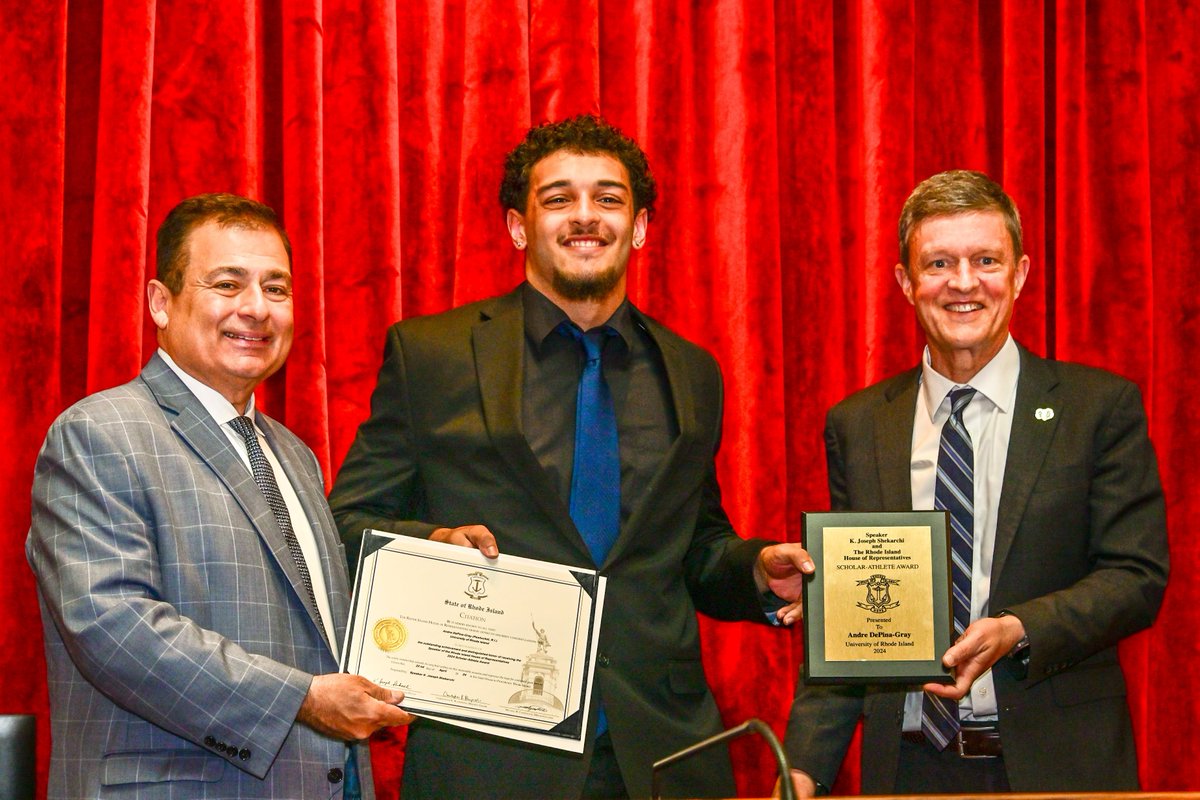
159, 349, 338, 654
903, 335, 1020, 728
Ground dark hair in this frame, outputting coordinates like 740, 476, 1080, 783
156, 193, 292, 293
898, 170, 1023, 267
499, 114, 657, 219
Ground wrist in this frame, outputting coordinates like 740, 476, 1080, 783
996, 611, 1029, 662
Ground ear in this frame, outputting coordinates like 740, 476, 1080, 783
1012, 254, 1031, 298
506, 208, 527, 249
147, 280, 172, 330
895, 263, 916, 306
632, 208, 649, 249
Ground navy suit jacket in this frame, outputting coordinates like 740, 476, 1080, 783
784, 345, 1168, 792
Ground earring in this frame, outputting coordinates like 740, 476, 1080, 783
514, 240, 526, 249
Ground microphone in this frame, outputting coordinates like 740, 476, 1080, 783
650, 718, 795, 800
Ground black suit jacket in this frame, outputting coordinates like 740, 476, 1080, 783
784, 345, 1168, 792
330, 287, 771, 799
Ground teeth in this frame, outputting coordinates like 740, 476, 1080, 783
227, 333, 268, 342
946, 303, 982, 312
565, 240, 604, 248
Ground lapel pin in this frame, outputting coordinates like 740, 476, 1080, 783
1035, 407, 1055, 421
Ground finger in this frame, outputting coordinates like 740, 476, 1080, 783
776, 601, 803, 626
789, 547, 815, 573
463, 526, 499, 558
382, 705, 415, 727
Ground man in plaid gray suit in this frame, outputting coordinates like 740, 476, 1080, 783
27, 194, 412, 798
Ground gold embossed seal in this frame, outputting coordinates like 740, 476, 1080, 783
372, 618, 407, 651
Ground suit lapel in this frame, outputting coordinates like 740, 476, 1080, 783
607, 314, 696, 566
472, 293, 587, 557
876, 369, 920, 510
140, 356, 334, 653
991, 347, 1060, 589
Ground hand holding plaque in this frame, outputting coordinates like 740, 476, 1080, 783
802, 511, 954, 684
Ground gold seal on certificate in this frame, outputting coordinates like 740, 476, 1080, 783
372, 618, 407, 651
801, 511, 953, 684
341, 531, 605, 753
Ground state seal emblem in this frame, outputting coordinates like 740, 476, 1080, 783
855, 573, 900, 614
372, 617, 407, 651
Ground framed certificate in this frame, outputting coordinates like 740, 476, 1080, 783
802, 511, 954, 684
341, 531, 606, 752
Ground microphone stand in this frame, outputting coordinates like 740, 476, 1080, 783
650, 718, 795, 800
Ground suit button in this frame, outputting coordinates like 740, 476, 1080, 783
204, 736, 216, 747
328, 767, 344, 783
217, 743, 228, 754
597, 654, 611, 667
239, 748, 251, 761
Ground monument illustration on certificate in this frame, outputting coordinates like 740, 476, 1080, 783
801, 511, 954, 684
341, 531, 606, 752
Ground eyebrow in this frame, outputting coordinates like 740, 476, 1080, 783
534, 179, 630, 195
200, 266, 293, 284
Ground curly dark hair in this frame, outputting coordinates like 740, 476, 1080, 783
499, 114, 657, 219
156, 193, 292, 293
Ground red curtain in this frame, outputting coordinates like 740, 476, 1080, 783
4, 1, 1198, 796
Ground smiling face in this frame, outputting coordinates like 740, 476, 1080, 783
507, 151, 648, 309
896, 210, 1029, 383
147, 220, 294, 411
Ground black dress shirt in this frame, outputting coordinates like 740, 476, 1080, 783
520, 283, 677, 531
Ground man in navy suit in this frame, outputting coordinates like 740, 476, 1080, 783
783, 170, 1169, 795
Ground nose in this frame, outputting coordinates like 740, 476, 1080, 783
946, 259, 979, 292
238, 285, 270, 319
570, 194, 601, 226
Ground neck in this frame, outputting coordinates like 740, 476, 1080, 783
928, 340, 1005, 385
527, 275, 626, 330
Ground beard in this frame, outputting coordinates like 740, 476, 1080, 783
549, 259, 627, 302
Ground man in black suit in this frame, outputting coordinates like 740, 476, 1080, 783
329, 114, 813, 799
783, 170, 1169, 795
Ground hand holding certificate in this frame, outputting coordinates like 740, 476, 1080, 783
341, 531, 605, 752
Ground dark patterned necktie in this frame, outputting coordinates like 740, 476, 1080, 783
558, 322, 621, 566
229, 416, 325, 635
922, 387, 976, 749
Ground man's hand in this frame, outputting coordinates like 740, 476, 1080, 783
773, 769, 819, 799
297, 674, 414, 740
923, 614, 1025, 700
430, 524, 499, 558
755, 543, 815, 624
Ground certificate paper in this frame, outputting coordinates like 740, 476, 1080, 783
341, 531, 605, 752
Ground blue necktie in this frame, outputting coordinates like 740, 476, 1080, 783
922, 387, 976, 750
559, 322, 619, 738
560, 322, 621, 566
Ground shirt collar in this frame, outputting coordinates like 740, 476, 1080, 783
918, 335, 1020, 422
520, 281, 634, 351
158, 348, 257, 428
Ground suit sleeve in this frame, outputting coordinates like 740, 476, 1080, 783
782, 406, 866, 789
329, 325, 440, 567
1002, 379, 1169, 683
681, 353, 773, 622
26, 408, 311, 780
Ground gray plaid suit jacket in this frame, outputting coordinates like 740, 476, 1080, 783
27, 354, 372, 799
